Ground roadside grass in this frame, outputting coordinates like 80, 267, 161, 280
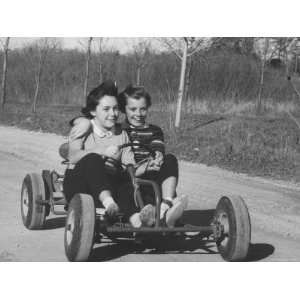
1, 100, 300, 181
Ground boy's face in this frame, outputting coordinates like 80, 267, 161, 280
125, 97, 148, 127
91, 95, 119, 130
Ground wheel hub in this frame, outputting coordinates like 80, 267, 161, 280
22, 186, 29, 217
66, 209, 75, 245
214, 211, 229, 246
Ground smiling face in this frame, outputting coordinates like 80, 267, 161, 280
125, 97, 148, 127
91, 95, 119, 130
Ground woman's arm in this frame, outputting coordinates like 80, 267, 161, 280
69, 117, 92, 142
68, 122, 101, 164
68, 137, 96, 164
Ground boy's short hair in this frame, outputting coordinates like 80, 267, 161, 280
81, 80, 118, 118
118, 84, 151, 113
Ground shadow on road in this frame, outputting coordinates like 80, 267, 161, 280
44, 217, 66, 230
90, 241, 137, 261
90, 237, 218, 261
246, 243, 275, 261
90, 209, 219, 261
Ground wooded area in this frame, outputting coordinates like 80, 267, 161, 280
1, 37, 300, 122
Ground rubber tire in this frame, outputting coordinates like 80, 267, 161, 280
215, 195, 251, 261
21, 173, 47, 229
64, 194, 95, 262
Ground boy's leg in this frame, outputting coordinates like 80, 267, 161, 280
158, 154, 188, 227
159, 153, 178, 200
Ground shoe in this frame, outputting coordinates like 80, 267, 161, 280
96, 207, 106, 215
165, 195, 188, 227
139, 204, 156, 227
129, 213, 142, 228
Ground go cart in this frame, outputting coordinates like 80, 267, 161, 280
21, 142, 251, 262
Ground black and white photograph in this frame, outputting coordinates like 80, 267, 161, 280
1, 36, 299, 262
0, 1, 299, 299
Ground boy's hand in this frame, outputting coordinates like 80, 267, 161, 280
146, 151, 164, 171
154, 151, 164, 166
147, 156, 162, 171
147, 162, 161, 171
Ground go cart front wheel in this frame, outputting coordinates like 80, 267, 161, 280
64, 194, 95, 262
214, 195, 251, 261
21, 173, 47, 229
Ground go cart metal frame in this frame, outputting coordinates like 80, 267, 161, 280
21, 142, 251, 262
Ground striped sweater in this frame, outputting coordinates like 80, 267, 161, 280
122, 120, 165, 162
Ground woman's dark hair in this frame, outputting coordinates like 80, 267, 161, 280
118, 84, 151, 113
81, 80, 118, 118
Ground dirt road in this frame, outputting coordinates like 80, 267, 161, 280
0, 125, 300, 261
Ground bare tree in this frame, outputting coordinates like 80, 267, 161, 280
285, 38, 300, 99
0, 37, 10, 110
184, 55, 193, 106
160, 37, 212, 127
132, 39, 151, 85
97, 37, 106, 83
256, 37, 269, 115
31, 38, 60, 113
83, 37, 93, 100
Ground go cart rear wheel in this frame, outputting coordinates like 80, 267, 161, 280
64, 194, 95, 262
215, 195, 251, 261
21, 173, 47, 229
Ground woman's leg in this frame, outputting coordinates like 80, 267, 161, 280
63, 153, 114, 205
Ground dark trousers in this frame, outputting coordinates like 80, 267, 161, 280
63, 153, 138, 218
139, 153, 179, 203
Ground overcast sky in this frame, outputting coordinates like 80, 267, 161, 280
7, 37, 160, 53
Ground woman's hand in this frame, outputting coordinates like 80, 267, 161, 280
104, 145, 121, 160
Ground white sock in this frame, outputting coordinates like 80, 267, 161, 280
160, 202, 170, 218
102, 196, 115, 209
129, 213, 142, 228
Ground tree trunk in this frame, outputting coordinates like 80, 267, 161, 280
99, 63, 103, 83
1, 37, 10, 110
98, 38, 103, 82
136, 65, 141, 85
32, 54, 43, 114
257, 38, 269, 115
175, 39, 188, 128
51, 73, 56, 104
84, 37, 93, 100
184, 56, 193, 109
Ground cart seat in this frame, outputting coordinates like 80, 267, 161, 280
59, 142, 69, 164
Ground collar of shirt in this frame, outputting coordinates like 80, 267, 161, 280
91, 119, 113, 138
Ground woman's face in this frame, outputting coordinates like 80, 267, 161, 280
91, 95, 119, 130
125, 97, 148, 127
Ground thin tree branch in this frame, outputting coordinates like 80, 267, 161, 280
287, 110, 300, 131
